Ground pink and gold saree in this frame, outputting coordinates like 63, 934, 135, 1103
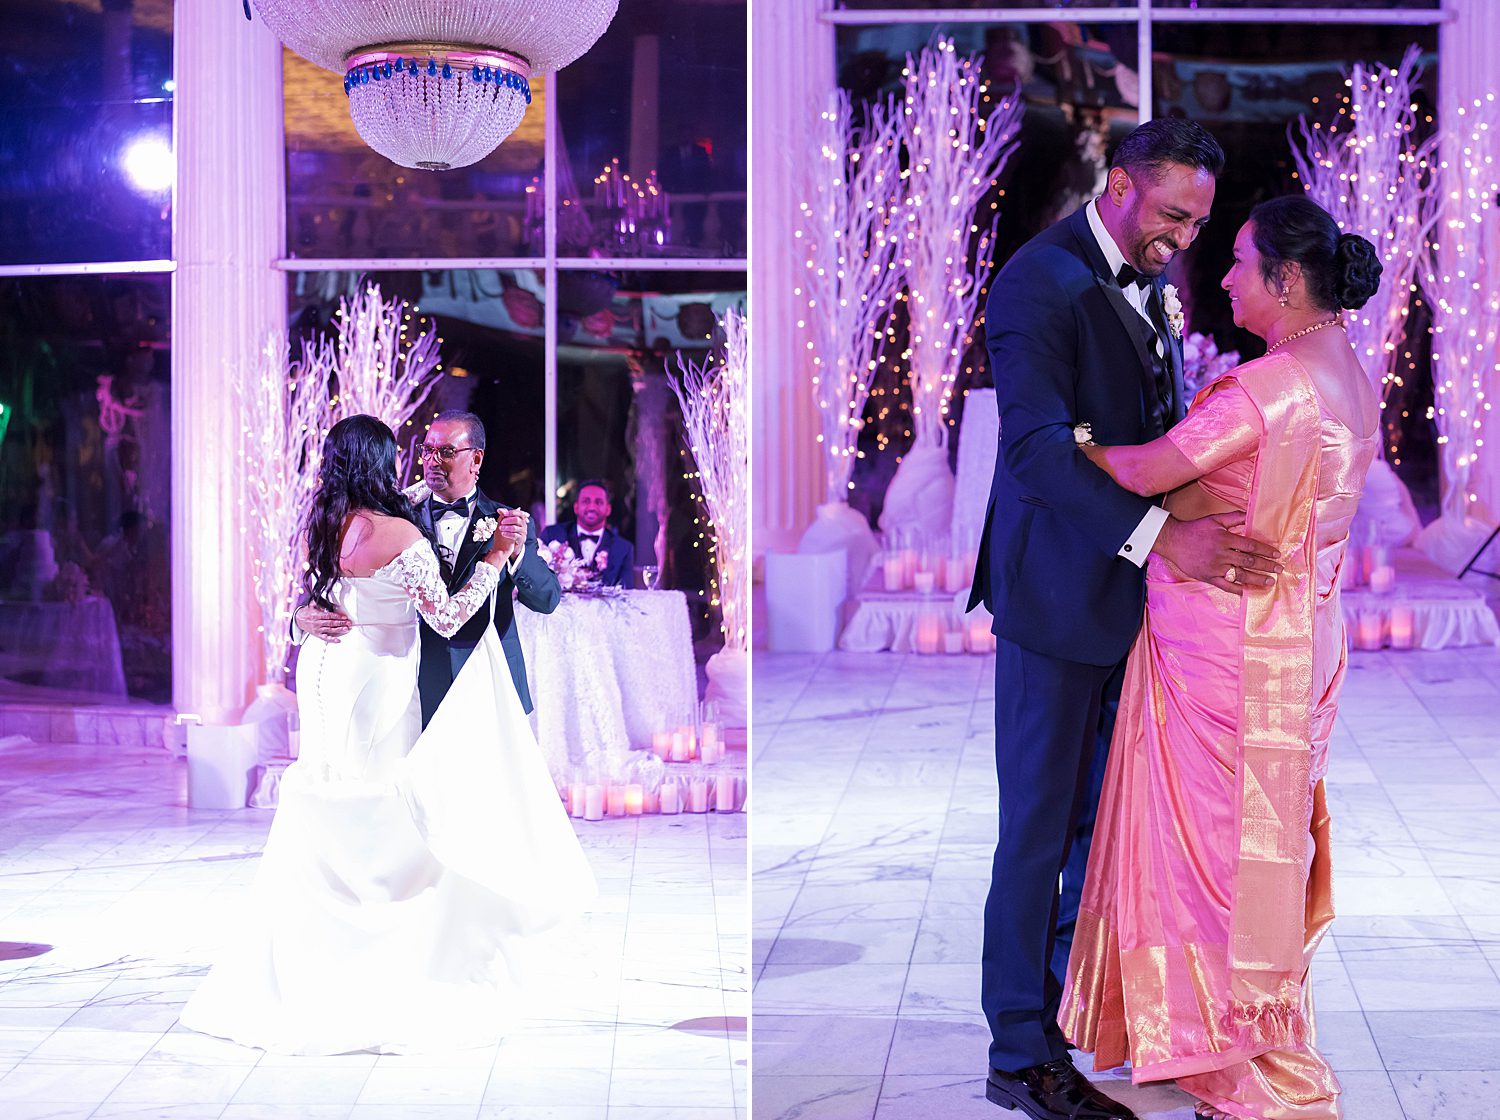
1058, 351, 1377, 1119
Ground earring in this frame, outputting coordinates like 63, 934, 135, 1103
1279, 288, 1290, 308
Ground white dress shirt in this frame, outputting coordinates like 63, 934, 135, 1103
433, 488, 478, 562
435, 489, 523, 577
1085, 198, 1170, 567
576, 529, 604, 567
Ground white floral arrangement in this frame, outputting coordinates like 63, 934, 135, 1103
541, 539, 626, 600
471, 516, 498, 543
1162, 284, 1185, 339
1181, 331, 1241, 399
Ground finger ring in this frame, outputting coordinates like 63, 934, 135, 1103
1225, 565, 1238, 583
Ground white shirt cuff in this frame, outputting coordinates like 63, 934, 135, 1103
506, 551, 522, 577
1118, 505, 1168, 568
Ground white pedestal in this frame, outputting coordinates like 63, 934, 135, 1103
799, 501, 880, 599
704, 648, 749, 730
186, 723, 260, 809
766, 550, 847, 652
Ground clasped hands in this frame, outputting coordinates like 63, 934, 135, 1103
296, 507, 529, 643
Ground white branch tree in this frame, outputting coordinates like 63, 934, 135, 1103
897, 39, 1023, 453
879, 39, 1023, 538
318, 284, 446, 479
234, 284, 448, 687
1426, 92, 1500, 526
1290, 45, 1441, 431
795, 88, 906, 506
672, 309, 749, 653
233, 335, 336, 685
672, 309, 749, 728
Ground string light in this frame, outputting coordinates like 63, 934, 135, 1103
794, 88, 906, 504
670, 310, 748, 652
891, 39, 1020, 456
1428, 91, 1500, 518
1290, 46, 1439, 464
234, 287, 445, 684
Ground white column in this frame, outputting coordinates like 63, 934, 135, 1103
751, 0, 833, 555
172, 4, 287, 721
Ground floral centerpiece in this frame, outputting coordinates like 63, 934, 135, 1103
1181, 332, 1240, 400
541, 539, 626, 599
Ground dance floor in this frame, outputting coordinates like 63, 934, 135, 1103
0, 735, 747, 1119
753, 646, 1500, 1120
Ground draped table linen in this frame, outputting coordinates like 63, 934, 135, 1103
517, 590, 698, 783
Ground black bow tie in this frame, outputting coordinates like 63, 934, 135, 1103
431, 497, 471, 518
579, 532, 601, 543
1115, 263, 1151, 292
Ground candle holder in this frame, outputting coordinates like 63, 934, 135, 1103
1389, 599, 1416, 651
1354, 610, 1386, 651
659, 779, 682, 815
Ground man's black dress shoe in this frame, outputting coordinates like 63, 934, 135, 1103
985, 1058, 1137, 1120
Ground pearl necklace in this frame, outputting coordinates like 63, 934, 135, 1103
1267, 316, 1344, 352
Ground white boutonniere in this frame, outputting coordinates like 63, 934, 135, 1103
1073, 422, 1095, 447
1162, 284, 1184, 339
471, 516, 498, 543
595, 549, 609, 570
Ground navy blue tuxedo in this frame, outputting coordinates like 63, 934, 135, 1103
416, 490, 560, 725
968, 204, 1187, 1073
968, 205, 1186, 664
539, 521, 635, 589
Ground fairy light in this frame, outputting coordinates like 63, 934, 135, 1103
670, 310, 749, 652
234, 334, 336, 684
892, 39, 1021, 454
234, 286, 446, 685
322, 284, 445, 481
794, 88, 906, 504
1427, 91, 1500, 519
1290, 46, 1440, 463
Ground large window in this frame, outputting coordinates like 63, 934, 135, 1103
834, 3, 1446, 521
0, 0, 175, 266
0, 275, 173, 704
0, 0, 175, 706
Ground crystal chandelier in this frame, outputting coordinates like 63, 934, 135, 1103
251, 1, 619, 171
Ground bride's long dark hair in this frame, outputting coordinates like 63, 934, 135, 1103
302, 414, 447, 610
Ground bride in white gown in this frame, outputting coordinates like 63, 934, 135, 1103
180, 415, 595, 1055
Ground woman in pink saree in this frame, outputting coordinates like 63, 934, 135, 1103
1057, 196, 1383, 1120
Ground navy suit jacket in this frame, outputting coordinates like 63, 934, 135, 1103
968, 205, 1186, 667
539, 521, 635, 589
417, 490, 561, 715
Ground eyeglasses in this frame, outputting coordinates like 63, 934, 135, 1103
418, 444, 480, 464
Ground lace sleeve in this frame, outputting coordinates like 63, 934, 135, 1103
382, 541, 501, 638
402, 480, 432, 505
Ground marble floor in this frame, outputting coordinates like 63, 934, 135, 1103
0, 734, 747, 1120
752, 646, 1500, 1120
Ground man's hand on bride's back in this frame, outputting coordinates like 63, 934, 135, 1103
1152, 512, 1282, 595
295, 603, 354, 643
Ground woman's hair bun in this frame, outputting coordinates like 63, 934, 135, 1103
1334, 233, 1381, 310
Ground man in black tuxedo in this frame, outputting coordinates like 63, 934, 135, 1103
967, 120, 1280, 1120
296, 410, 560, 726
539, 480, 635, 589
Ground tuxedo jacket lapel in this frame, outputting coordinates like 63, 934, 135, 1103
1067, 209, 1156, 391
448, 492, 498, 592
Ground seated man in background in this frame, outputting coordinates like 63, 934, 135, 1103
541, 479, 635, 588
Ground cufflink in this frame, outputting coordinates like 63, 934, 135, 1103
1124, 544, 1134, 553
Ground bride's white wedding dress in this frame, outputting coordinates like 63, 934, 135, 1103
180, 540, 596, 1055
